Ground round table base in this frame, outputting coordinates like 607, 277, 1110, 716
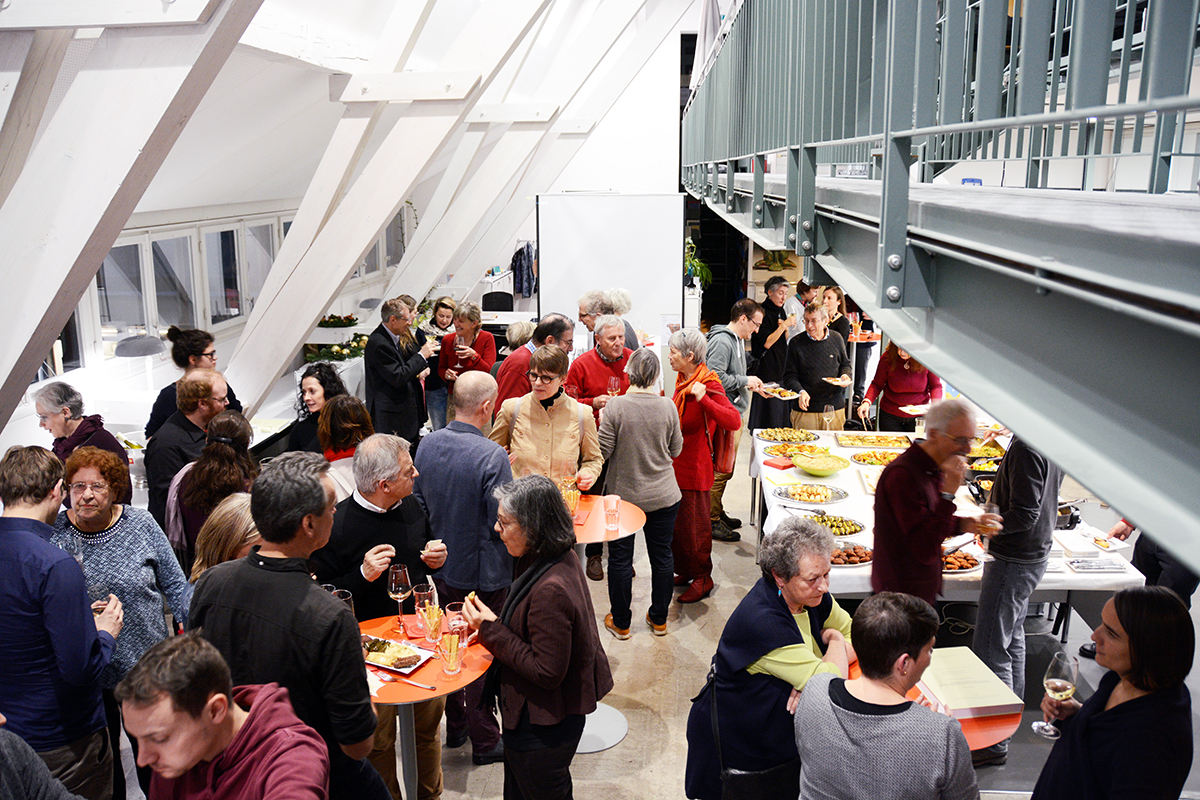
576, 702, 628, 753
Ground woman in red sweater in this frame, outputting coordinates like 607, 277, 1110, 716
857, 343, 943, 432
438, 300, 497, 418
667, 329, 742, 603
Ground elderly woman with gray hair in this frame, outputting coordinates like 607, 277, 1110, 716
597, 348, 683, 638
684, 517, 855, 800
34, 381, 131, 503
667, 328, 741, 603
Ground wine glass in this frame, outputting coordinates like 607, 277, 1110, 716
388, 564, 413, 635
607, 377, 621, 397
821, 404, 835, 430
454, 334, 468, 369
1032, 652, 1079, 739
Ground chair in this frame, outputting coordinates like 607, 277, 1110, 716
482, 291, 513, 311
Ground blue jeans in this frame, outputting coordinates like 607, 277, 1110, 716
426, 387, 448, 431
607, 501, 679, 628
972, 555, 1047, 701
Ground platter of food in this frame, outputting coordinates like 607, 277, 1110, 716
942, 551, 982, 574
859, 466, 884, 495
760, 385, 801, 401
967, 440, 1006, 459
821, 376, 849, 385
831, 543, 873, 566
362, 636, 435, 675
969, 458, 1002, 472
850, 450, 901, 466
755, 427, 819, 443
795, 513, 864, 537
763, 443, 827, 458
898, 404, 931, 416
835, 433, 912, 449
773, 484, 849, 505
791, 452, 851, 477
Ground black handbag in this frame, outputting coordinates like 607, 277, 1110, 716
704, 665, 802, 800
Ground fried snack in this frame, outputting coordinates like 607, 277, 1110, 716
364, 638, 422, 669
466, 591, 477, 603
800, 515, 864, 536
835, 433, 911, 449
850, 450, 901, 466
764, 443, 828, 458
785, 484, 833, 503
831, 544, 872, 565
756, 427, 819, 443
761, 386, 800, 400
942, 552, 980, 571
977, 480, 993, 493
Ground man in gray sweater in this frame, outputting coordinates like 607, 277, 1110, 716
705, 298, 764, 542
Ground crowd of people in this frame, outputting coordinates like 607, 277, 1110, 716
1, 278, 1194, 800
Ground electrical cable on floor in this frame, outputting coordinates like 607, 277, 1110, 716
940, 602, 976, 637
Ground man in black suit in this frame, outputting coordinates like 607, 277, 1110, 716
364, 297, 435, 445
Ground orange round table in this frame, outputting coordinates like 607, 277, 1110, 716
361, 616, 493, 798
571, 494, 646, 544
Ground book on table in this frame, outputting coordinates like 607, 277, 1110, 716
916, 647, 1023, 720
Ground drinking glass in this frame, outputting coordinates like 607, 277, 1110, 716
388, 565, 413, 635
603, 495, 621, 532
607, 377, 621, 397
412, 583, 435, 635
454, 334, 468, 369
319, 583, 337, 593
821, 404, 835, 430
1032, 653, 1079, 739
978, 503, 1001, 544
332, 589, 354, 618
423, 603, 444, 645
445, 602, 469, 648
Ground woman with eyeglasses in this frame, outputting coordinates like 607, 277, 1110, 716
51, 446, 192, 796
144, 326, 242, 439
685, 517, 855, 800
33, 381, 131, 504
489, 345, 602, 491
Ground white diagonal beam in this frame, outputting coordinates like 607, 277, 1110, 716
226, 0, 556, 416
0, 0, 218, 30
0, 0, 264, 428
0, 28, 72, 208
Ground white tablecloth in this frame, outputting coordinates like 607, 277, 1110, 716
751, 430, 1144, 600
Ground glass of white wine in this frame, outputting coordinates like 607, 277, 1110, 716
388, 564, 413, 636
821, 404, 835, 430
607, 376, 621, 397
1033, 652, 1079, 739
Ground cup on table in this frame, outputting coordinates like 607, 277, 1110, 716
603, 494, 621, 532
412, 584, 435, 635
332, 589, 354, 617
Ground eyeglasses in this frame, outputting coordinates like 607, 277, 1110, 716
36, 411, 61, 422
69, 482, 110, 495
526, 372, 558, 384
937, 431, 973, 447
201, 350, 217, 359
496, 515, 518, 530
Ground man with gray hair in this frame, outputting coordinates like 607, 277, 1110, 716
871, 399, 1002, 605
495, 311, 575, 410
577, 289, 616, 333
310, 435, 449, 798
190, 451, 390, 800
365, 297, 435, 442
414, 372, 511, 763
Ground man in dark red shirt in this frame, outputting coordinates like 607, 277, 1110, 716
871, 398, 1001, 604
494, 313, 574, 411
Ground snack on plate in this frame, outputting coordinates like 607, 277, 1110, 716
967, 440, 1005, 459
835, 433, 911, 449
851, 450, 900, 466
831, 544, 872, 565
801, 514, 864, 536
942, 552, 979, 571
757, 427, 819, 443
860, 466, 884, 494
785, 484, 834, 503
977, 479, 993, 493
364, 638, 422, 669
760, 386, 800, 400
764, 443, 828, 458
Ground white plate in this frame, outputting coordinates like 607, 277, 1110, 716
362, 636, 436, 675
772, 485, 848, 505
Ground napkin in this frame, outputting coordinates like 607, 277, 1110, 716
764, 456, 794, 470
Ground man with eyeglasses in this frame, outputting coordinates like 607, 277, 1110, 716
871, 398, 1003, 605
494, 312, 575, 411
144, 369, 229, 528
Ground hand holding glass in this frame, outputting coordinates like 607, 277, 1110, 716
1033, 652, 1079, 739
388, 565, 413, 635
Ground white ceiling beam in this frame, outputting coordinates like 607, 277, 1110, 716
0, 0, 219, 30
333, 71, 482, 103
0, 28, 72, 209
468, 103, 560, 123
0, 0, 264, 427
225, 0, 556, 416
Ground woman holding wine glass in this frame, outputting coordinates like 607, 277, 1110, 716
1031, 585, 1194, 800
438, 301, 497, 421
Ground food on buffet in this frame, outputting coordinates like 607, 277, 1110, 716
364, 638, 422, 669
831, 544, 872, 565
764, 443, 828, 458
756, 427, 819, 443
967, 440, 1006, 459
785, 484, 835, 503
760, 385, 800, 400
942, 552, 980, 571
860, 467, 884, 495
851, 450, 901, 466
800, 514, 864, 536
977, 479, 993, 493
792, 452, 851, 477
835, 433, 912, 449
970, 458, 1001, 471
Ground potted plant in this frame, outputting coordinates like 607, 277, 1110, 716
684, 237, 712, 288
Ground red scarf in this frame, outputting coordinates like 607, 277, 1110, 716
673, 364, 721, 417
324, 447, 355, 463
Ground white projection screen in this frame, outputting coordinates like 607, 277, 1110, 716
537, 193, 684, 381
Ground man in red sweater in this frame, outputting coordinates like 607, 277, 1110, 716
118, 633, 329, 800
494, 312, 574, 411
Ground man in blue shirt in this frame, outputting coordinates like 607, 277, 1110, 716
414, 372, 512, 765
0, 445, 123, 799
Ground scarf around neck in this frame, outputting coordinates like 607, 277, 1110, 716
673, 364, 721, 417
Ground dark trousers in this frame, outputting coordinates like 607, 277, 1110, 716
329, 753, 392, 800
433, 579, 506, 750
104, 688, 150, 797
852, 342, 876, 401
608, 501, 679, 628
878, 409, 917, 432
502, 724, 585, 800
1133, 534, 1200, 608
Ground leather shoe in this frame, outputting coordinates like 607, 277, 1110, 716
971, 743, 1008, 767
586, 554, 603, 581
720, 511, 743, 529
674, 574, 690, 587
678, 576, 714, 604
446, 727, 469, 749
646, 613, 667, 636
472, 740, 504, 766
1079, 642, 1097, 660
711, 520, 740, 542
604, 613, 631, 640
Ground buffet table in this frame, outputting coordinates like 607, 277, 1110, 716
749, 429, 1144, 637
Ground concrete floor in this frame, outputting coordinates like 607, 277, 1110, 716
438, 434, 1200, 799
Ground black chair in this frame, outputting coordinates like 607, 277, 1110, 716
482, 291, 513, 311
